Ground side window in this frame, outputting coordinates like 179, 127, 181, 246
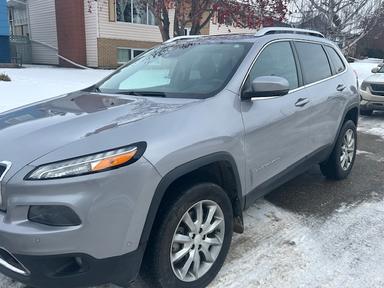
295, 42, 332, 84
247, 41, 299, 90
325, 46, 346, 74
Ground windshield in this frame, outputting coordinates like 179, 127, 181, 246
97, 41, 252, 99
379, 65, 384, 73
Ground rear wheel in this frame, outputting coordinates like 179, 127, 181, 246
320, 120, 357, 180
143, 183, 233, 288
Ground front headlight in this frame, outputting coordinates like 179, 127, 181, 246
26, 142, 146, 180
360, 81, 370, 91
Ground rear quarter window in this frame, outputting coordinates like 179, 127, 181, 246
295, 42, 332, 85
325, 46, 346, 74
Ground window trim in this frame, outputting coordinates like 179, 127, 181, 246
323, 45, 347, 75
239, 39, 348, 100
117, 47, 146, 65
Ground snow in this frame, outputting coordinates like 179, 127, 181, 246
358, 115, 384, 139
350, 62, 378, 85
0, 63, 384, 288
210, 200, 384, 288
0, 65, 111, 113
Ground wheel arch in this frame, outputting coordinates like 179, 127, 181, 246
343, 106, 359, 126
333, 104, 359, 146
139, 152, 244, 255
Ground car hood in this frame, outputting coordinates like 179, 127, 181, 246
364, 73, 384, 84
0, 92, 197, 173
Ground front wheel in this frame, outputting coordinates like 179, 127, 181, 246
320, 120, 357, 180
142, 183, 233, 288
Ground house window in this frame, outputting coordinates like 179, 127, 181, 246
117, 48, 146, 64
116, 0, 156, 25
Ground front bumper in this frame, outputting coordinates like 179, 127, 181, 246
0, 157, 161, 287
0, 249, 144, 288
360, 89, 384, 110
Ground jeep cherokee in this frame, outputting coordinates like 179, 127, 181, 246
0, 28, 359, 288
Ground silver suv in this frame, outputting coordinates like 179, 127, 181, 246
360, 65, 384, 115
0, 28, 359, 288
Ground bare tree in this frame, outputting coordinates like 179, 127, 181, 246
290, 0, 383, 45
343, 1, 384, 53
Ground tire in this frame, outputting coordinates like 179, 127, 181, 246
360, 109, 373, 116
320, 120, 357, 180
142, 183, 233, 288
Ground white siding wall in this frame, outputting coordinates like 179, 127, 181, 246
27, 0, 59, 65
98, 1, 163, 43
209, 23, 258, 35
84, 0, 98, 67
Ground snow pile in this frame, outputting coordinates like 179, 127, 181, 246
0, 66, 111, 113
350, 61, 378, 83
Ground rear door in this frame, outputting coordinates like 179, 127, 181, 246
241, 41, 312, 195
293, 41, 345, 153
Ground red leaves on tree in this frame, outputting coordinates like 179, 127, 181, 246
214, 0, 288, 29
89, 0, 288, 41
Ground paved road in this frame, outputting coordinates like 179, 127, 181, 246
2, 117, 384, 288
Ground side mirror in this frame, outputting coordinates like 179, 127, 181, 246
372, 67, 380, 73
242, 76, 290, 100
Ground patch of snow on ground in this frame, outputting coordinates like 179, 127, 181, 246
358, 114, 384, 139
0, 65, 111, 113
210, 199, 384, 288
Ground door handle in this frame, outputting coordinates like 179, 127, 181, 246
337, 84, 346, 91
295, 98, 310, 107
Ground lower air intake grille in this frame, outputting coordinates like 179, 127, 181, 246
0, 161, 12, 207
0, 165, 5, 178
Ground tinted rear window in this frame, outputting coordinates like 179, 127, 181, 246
325, 46, 345, 74
295, 42, 332, 84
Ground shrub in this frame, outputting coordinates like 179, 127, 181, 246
0, 73, 11, 82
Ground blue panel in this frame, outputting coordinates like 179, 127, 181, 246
0, 0, 9, 36
0, 36, 10, 63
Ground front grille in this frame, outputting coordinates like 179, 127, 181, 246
370, 84, 384, 96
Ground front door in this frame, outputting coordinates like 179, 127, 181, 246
240, 41, 312, 195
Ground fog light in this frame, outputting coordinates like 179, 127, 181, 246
28, 205, 81, 226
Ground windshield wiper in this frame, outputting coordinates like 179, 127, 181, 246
117, 91, 167, 97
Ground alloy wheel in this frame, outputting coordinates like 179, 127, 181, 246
340, 128, 355, 171
170, 200, 225, 282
